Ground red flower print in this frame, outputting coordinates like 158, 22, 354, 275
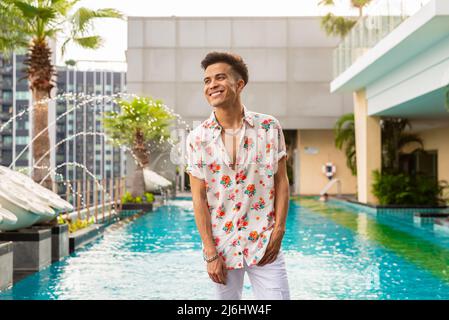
248, 230, 259, 242
266, 143, 271, 154
214, 191, 220, 199
219, 250, 226, 262
257, 234, 268, 249
208, 161, 221, 174
223, 221, 234, 234
237, 213, 249, 231
214, 236, 220, 246
235, 170, 247, 185
243, 136, 254, 150
227, 193, 236, 201
269, 188, 275, 200
220, 175, 232, 188
243, 248, 249, 257
261, 118, 275, 131
233, 202, 242, 212
196, 159, 205, 168
215, 205, 225, 219
245, 184, 256, 198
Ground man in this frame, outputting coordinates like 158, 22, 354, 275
186, 52, 290, 300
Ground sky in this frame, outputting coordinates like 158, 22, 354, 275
55, 0, 360, 69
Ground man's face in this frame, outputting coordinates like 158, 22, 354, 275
203, 62, 244, 108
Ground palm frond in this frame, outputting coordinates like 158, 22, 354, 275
73, 35, 103, 49
71, 7, 123, 36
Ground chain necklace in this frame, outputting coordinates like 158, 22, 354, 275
223, 119, 244, 136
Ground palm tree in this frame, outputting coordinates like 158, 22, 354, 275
380, 118, 424, 174
102, 97, 175, 198
319, 0, 372, 38
335, 114, 425, 176
334, 113, 357, 176
0, 0, 123, 189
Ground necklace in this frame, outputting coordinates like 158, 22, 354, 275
221, 115, 244, 136
223, 126, 243, 136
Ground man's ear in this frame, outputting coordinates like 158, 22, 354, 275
237, 79, 245, 92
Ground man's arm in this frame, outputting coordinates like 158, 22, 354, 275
257, 156, 289, 266
189, 174, 227, 284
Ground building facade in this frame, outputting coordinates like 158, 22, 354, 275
127, 16, 358, 195
55, 67, 127, 182
0, 54, 127, 188
331, 0, 449, 204
0, 53, 32, 170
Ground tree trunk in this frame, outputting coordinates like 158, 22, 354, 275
32, 89, 52, 189
131, 165, 147, 198
26, 39, 55, 190
131, 129, 150, 197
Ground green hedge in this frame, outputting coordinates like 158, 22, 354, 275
121, 191, 155, 204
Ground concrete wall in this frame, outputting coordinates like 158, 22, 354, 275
127, 16, 353, 130
296, 129, 357, 196
367, 35, 449, 117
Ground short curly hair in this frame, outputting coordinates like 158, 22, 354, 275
201, 51, 249, 86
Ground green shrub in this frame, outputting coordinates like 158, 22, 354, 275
121, 191, 154, 204
372, 170, 449, 205
121, 191, 134, 204
144, 192, 155, 203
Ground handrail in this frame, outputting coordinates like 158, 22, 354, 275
320, 178, 341, 196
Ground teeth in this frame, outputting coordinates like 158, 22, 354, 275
211, 91, 222, 97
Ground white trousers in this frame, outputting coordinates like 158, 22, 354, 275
214, 251, 290, 300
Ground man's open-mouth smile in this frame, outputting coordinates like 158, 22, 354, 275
209, 90, 224, 98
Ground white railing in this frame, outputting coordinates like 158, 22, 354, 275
333, 0, 432, 77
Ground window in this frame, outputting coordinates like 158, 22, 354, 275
16, 91, 30, 100
399, 150, 438, 184
2, 136, 12, 146
16, 136, 29, 145
2, 91, 12, 102
2, 105, 12, 113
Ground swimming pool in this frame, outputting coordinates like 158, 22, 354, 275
1, 197, 449, 300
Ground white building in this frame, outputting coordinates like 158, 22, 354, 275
126, 16, 358, 195
331, 0, 449, 204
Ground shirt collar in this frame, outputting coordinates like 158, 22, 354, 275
203, 104, 254, 130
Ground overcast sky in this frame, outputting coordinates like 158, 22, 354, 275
55, 0, 361, 69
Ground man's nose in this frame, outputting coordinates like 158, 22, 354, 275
209, 79, 219, 89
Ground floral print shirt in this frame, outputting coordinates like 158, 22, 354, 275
186, 106, 287, 270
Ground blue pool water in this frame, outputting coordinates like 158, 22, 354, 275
1, 197, 449, 300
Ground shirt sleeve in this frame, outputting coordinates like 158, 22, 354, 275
274, 119, 287, 174
185, 131, 205, 180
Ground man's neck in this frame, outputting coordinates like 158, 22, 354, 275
214, 102, 244, 130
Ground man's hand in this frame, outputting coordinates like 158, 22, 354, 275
257, 228, 285, 266
207, 256, 228, 285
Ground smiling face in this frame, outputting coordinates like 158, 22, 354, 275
203, 62, 245, 109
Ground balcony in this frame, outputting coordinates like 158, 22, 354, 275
333, 0, 431, 78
